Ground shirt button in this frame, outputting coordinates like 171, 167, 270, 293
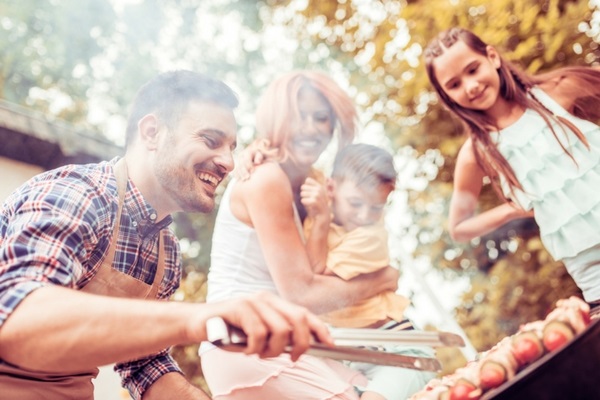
132, 221, 138, 227
150, 213, 157, 220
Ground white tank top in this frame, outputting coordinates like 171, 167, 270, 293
206, 179, 292, 302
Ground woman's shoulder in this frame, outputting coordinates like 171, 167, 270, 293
248, 161, 286, 180
238, 162, 289, 194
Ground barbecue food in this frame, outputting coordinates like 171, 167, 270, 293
478, 336, 519, 390
510, 333, 542, 365
542, 296, 590, 351
408, 297, 591, 400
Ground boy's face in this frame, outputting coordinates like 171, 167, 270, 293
328, 178, 392, 232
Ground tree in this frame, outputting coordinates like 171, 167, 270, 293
3, 0, 598, 387
0, 0, 116, 123
284, 0, 596, 351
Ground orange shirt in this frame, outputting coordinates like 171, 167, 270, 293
317, 220, 409, 328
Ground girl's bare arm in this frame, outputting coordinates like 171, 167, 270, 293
449, 140, 533, 242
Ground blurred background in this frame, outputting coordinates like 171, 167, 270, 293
1, 0, 598, 396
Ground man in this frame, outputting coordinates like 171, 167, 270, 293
0, 70, 331, 399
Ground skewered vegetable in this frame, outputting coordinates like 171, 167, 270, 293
408, 297, 591, 400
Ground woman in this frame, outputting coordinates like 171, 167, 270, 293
201, 70, 400, 399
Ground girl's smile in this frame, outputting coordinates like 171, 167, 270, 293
432, 40, 503, 113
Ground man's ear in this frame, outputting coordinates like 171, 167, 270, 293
137, 114, 161, 150
486, 45, 501, 69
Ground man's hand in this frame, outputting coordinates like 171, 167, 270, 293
205, 292, 332, 361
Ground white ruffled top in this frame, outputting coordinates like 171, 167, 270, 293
490, 87, 600, 261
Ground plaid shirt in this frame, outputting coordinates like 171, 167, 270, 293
0, 158, 183, 399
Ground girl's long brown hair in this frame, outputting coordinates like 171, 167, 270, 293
424, 27, 600, 201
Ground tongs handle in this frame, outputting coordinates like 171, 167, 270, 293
206, 317, 452, 372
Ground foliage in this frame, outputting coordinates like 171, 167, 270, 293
0, 0, 284, 390
170, 270, 210, 393
292, 0, 597, 355
0, 0, 116, 123
2, 0, 599, 389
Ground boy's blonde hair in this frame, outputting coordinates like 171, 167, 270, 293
331, 143, 397, 193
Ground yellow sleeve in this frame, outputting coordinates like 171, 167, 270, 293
326, 222, 390, 281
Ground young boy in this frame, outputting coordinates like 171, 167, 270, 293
302, 143, 435, 400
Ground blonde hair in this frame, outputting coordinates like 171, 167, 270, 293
332, 143, 397, 193
254, 70, 358, 161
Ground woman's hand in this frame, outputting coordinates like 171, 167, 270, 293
233, 139, 279, 181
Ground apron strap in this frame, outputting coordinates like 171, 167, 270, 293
100, 158, 128, 272
82, 158, 167, 299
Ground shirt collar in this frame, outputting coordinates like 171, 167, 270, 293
123, 176, 173, 238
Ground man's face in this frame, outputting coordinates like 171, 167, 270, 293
154, 100, 237, 213
329, 179, 391, 232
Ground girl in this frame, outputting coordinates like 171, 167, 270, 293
424, 27, 600, 314
200, 70, 400, 399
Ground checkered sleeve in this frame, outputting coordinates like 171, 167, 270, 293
117, 349, 183, 400
0, 171, 113, 327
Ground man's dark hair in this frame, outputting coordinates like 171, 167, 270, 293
125, 70, 239, 145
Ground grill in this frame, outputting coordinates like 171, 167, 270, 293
482, 317, 600, 400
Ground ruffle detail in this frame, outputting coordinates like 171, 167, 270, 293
494, 91, 600, 260
540, 207, 600, 260
203, 348, 365, 399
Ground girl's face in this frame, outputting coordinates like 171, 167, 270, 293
287, 86, 335, 168
432, 40, 502, 113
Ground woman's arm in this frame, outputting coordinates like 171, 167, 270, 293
234, 163, 397, 314
448, 140, 533, 242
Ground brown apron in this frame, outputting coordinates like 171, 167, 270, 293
0, 159, 166, 399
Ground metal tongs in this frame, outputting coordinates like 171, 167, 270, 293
206, 317, 465, 372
